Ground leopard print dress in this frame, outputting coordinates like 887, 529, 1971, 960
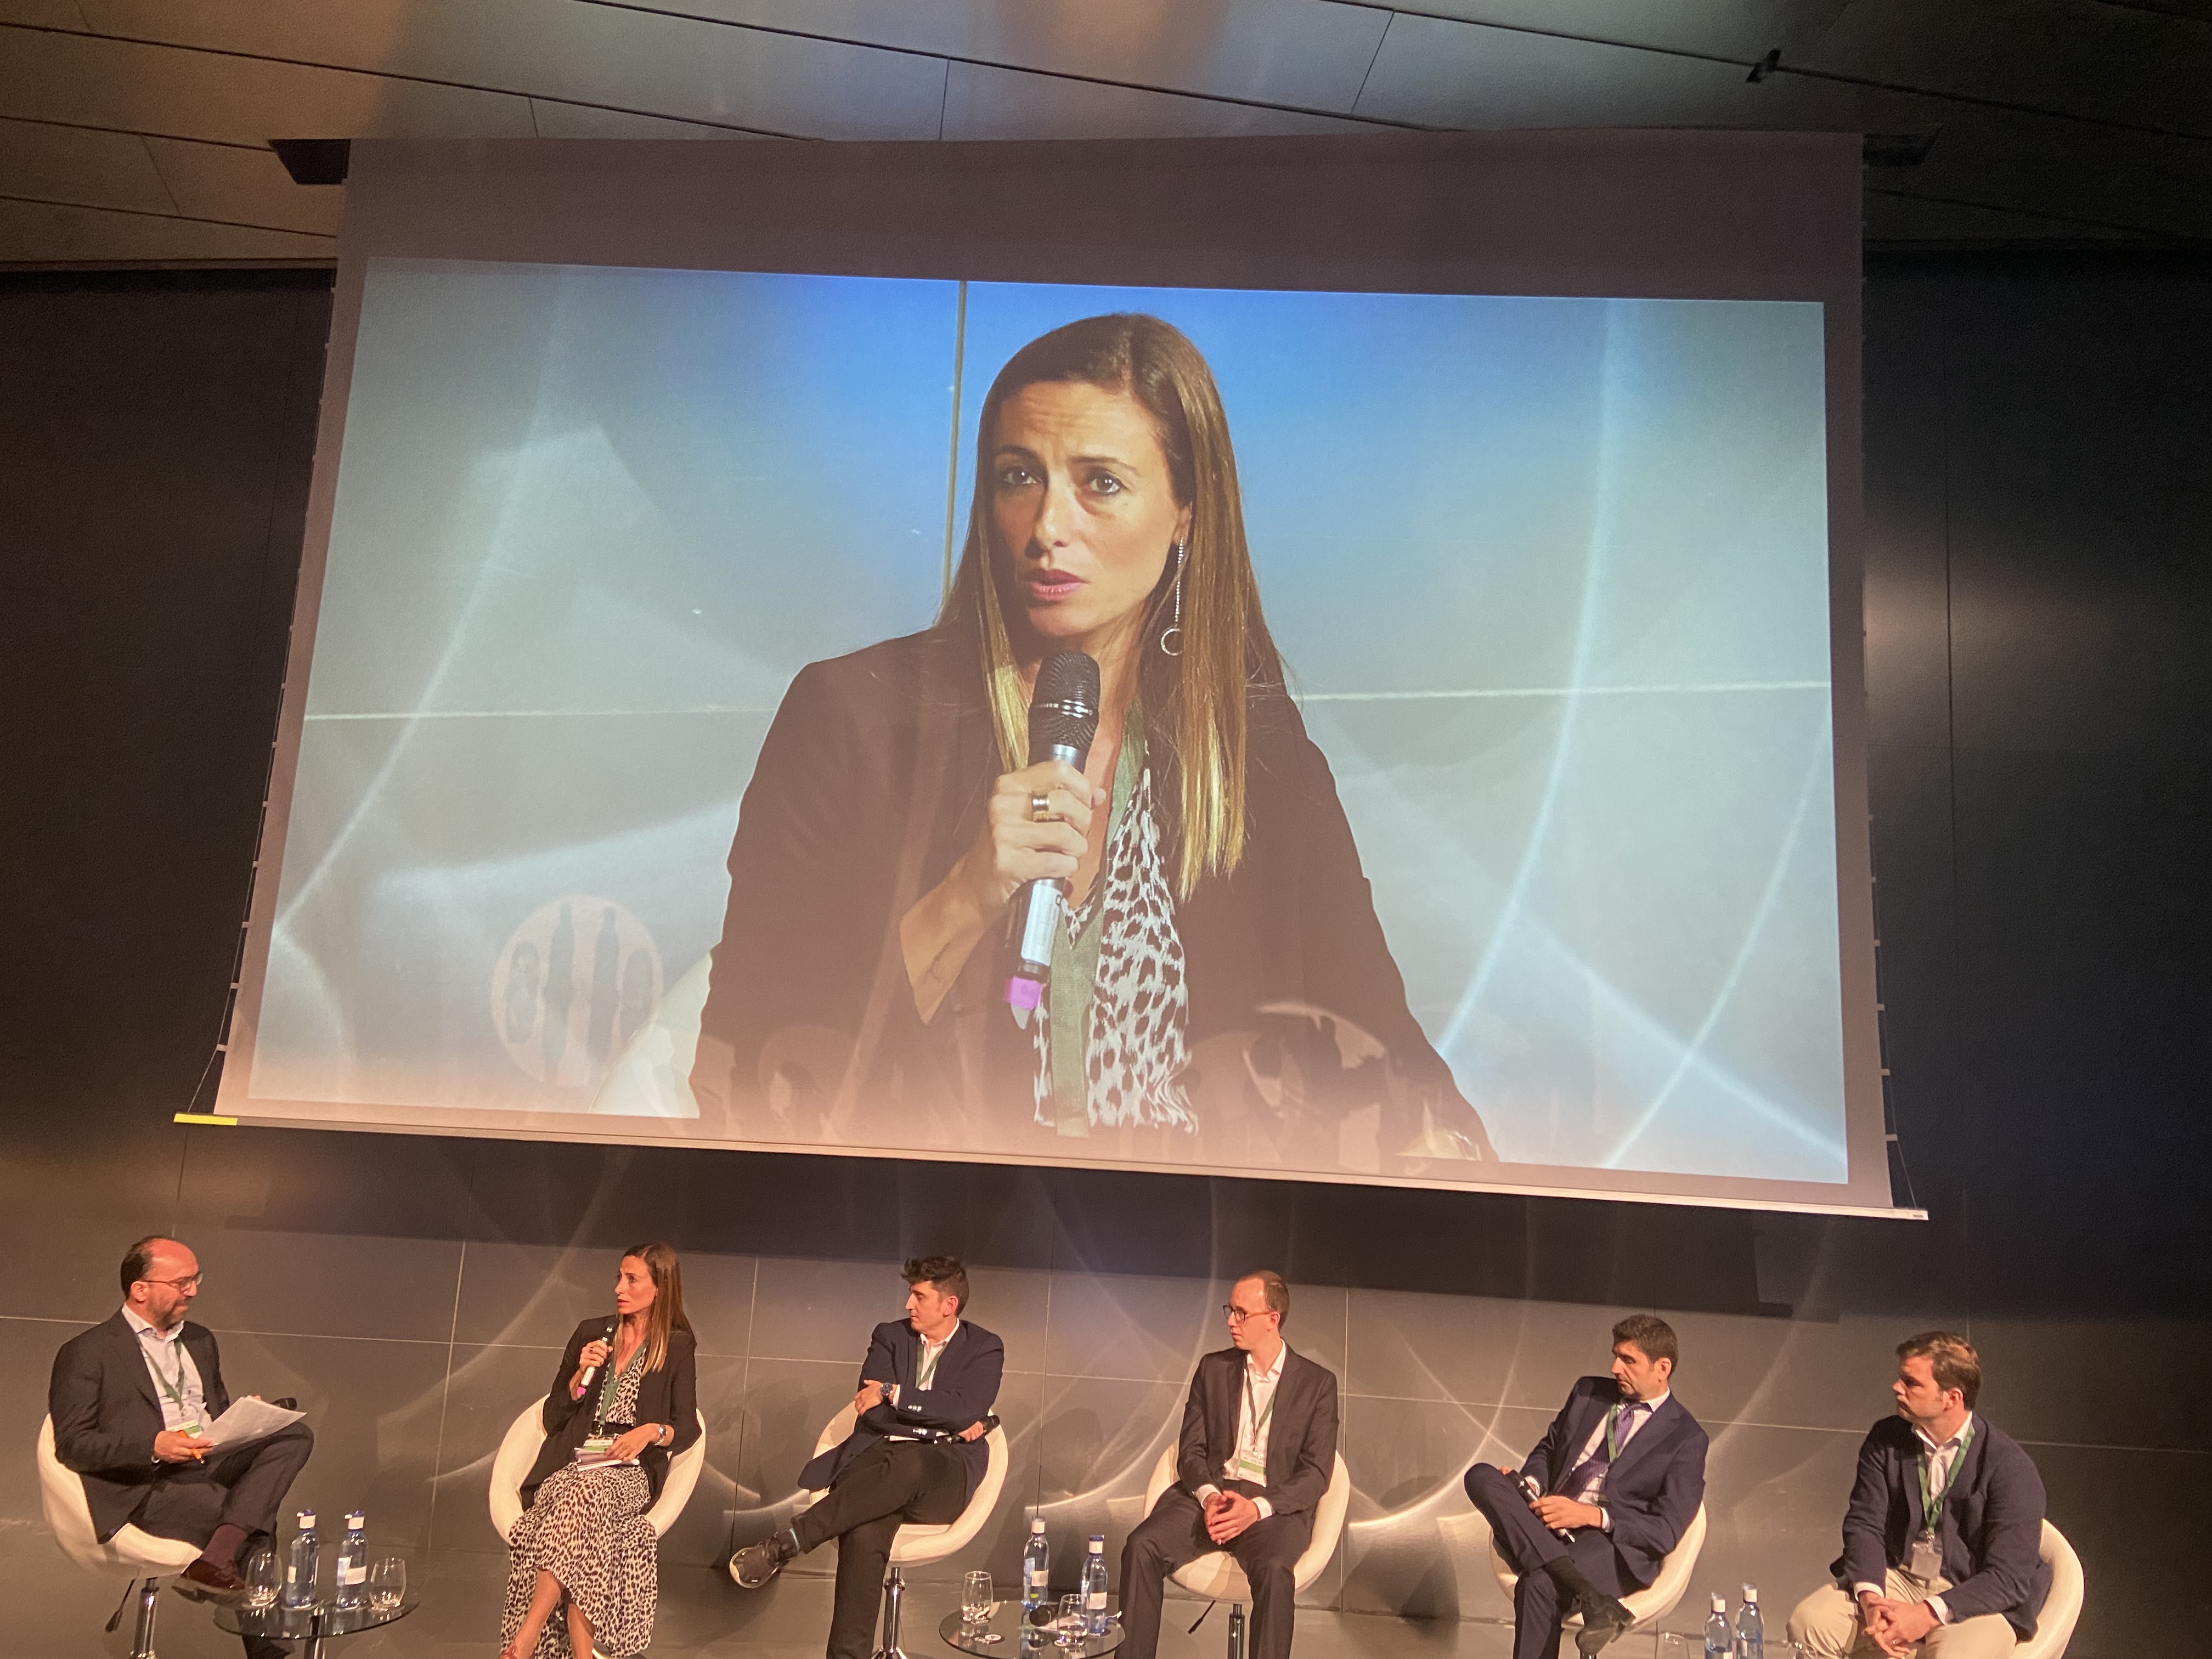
500, 1357, 659, 1658
1029, 764, 1197, 1131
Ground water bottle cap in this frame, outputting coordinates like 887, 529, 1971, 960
1087, 1537, 1104, 1550
1742, 1585, 1759, 1602
346, 1511, 364, 1527
1031, 1517, 1047, 1532
1711, 1593, 1726, 1611
297, 1511, 315, 1527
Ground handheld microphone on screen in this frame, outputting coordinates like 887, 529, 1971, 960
1006, 650, 1101, 1022
579, 1316, 618, 1391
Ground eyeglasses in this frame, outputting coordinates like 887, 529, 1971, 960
1221, 1305, 1277, 1324
140, 1275, 203, 1291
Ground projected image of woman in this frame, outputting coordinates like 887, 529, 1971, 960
693, 313, 1492, 1169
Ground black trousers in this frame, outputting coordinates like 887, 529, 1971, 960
794, 1440, 967, 1659
1119, 1483, 1310, 1659
129, 1421, 317, 1547
1463, 1465, 1635, 1659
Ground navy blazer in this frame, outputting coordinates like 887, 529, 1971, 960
1174, 1345, 1340, 1522
1833, 1414, 2050, 1640
1517, 1376, 1708, 1589
800, 1318, 1004, 1502
49, 1313, 235, 1543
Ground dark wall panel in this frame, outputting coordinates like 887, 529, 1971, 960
3, 256, 2207, 1657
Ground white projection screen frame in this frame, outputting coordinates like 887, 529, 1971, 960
218, 130, 1910, 1217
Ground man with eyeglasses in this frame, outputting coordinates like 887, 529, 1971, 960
1119, 1271, 1339, 1659
48, 1235, 314, 1652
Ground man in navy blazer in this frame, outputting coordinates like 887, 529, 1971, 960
1787, 1333, 2048, 1659
731, 1256, 1003, 1659
1463, 1316, 1707, 1658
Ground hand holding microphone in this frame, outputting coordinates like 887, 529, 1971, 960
574, 1317, 618, 1397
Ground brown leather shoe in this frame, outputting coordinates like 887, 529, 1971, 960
172, 1558, 248, 1605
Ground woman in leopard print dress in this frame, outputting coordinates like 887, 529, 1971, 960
697, 313, 1494, 1171
501, 1245, 699, 1659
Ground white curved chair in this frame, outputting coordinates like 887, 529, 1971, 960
751, 1403, 1011, 1652
38, 1414, 204, 1659
2013, 1520, 2084, 1659
1486, 1497, 1706, 1634
488, 1399, 708, 1543
1139, 1440, 1351, 1634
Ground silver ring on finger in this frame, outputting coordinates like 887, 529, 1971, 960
1030, 791, 1055, 823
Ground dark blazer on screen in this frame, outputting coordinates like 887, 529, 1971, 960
800, 1318, 1005, 1502
1833, 1414, 2050, 1640
1519, 1375, 1708, 1589
521, 1318, 701, 1506
1174, 1345, 1340, 1523
692, 627, 1493, 1162
49, 1312, 234, 1543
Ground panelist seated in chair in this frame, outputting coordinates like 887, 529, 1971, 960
1462, 1315, 1707, 1659
1786, 1333, 2049, 1659
47, 1235, 314, 1659
500, 1243, 700, 1659
1121, 1271, 1340, 1659
731, 1256, 1003, 1659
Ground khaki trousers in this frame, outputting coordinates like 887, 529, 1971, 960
1788, 1571, 2018, 1659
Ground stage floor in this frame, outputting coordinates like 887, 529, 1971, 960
12, 1533, 1691, 1659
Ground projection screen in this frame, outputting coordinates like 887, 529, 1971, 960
217, 132, 1903, 1215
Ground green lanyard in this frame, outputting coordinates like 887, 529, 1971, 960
1242, 1364, 1278, 1448
591, 1341, 646, 1431
917, 1337, 947, 1391
143, 1332, 193, 1413
1605, 1404, 1630, 1462
1916, 1419, 1976, 1536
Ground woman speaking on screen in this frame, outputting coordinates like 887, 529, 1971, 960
693, 314, 1492, 1171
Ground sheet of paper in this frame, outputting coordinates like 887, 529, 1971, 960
199, 1396, 306, 1452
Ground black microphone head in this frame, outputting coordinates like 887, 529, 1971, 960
1028, 650, 1101, 764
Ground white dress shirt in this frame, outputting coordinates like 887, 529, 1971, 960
885, 1320, 960, 1438
1544, 1389, 1667, 1531
122, 1305, 206, 1434
1197, 1344, 1287, 1521
1854, 1413, 1976, 1626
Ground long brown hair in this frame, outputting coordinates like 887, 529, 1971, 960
939, 313, 1285, 898
623, 1242, 693, 1373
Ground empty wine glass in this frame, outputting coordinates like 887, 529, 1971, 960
367, 1555, 405, 1614
963, 1571, 994, 1626
241, 1543, 280, 1611
1652, 1635, 1690, 1659
1056, 1593, 1085, 1646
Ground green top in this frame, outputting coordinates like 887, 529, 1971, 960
1050, 718, 1143, 1136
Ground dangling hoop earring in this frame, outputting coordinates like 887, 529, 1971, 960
1159, 541, 1185, 657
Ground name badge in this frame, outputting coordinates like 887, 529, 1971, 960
178, 1420, 202, 1438
1231, 1448, 1265, 1482
1906, 1533, 1943, 1583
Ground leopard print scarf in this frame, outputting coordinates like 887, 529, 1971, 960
1029, 764, 1195, 1132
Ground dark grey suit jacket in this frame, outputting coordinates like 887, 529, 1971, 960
1519, 1376, 1708, 1589
1175, 1345, 1340, 1523
1834, 1414, 2050, 1640
49, 1312, 232, 1543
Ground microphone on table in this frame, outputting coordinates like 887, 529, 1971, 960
579, 1316, 618, 1391
1006, 650, 1101, 1021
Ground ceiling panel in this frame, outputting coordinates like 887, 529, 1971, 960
0, 194, 334, 262
142, 133, 344, 234
0, 26, 538, 146
1346, 0, 1855, 62
524, 99, 776, 139
941, 58, 1367, 141
0, 116, 177, 218
622, 0, 1394, 112
70, 0, 950, 139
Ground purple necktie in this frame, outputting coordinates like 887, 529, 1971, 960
1564, 1402, 1647, 1502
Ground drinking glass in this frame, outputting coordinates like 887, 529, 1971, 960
963, 1571, 995, 1627
241, 1544, 280, 1611
1056, 1593, 1086, 1646
1651, 1635, 1689, 1659
368, 1555, 406, 1614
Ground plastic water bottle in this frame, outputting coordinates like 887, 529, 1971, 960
1081, 1534, 1109, 1633
1734, 1584, 1765, 1658
333, 1511, 368, 1611
1022, 1516, 1051, 1611
282, 1511, 319, 1611
1704, 1592, 1731, 1659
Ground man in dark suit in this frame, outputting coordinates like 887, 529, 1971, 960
730, 1256, 1004, 1659
1120, 1271, 1340, 1659
1463, 1315, 1707, 1658
48, 1235, 313, 1658
1787, 1332, 2047, 1659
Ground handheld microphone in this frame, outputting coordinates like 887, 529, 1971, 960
579, 1316, 618, 1391
1006, 650, 1101, 1018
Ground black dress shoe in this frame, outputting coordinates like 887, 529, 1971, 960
731, 1532, 796, 1589
172, 1558, 249, 1606
1572, 1592, 1635, 1655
